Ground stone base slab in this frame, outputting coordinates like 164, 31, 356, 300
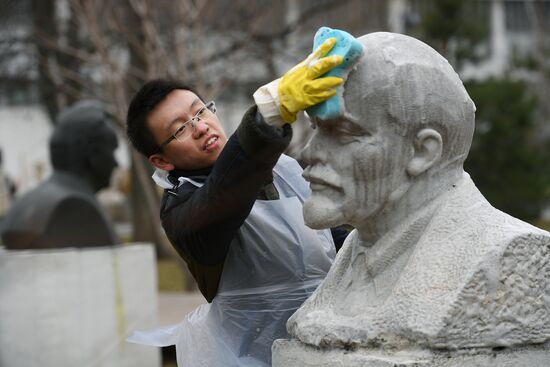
272, 339, 550, 367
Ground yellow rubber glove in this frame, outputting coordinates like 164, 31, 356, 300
278, 37, 344, 123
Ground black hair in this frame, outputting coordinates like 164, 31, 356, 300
126, 79, 202, 157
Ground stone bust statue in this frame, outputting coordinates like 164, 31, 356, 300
274, 32, 550, 366
0, 100, 119, 249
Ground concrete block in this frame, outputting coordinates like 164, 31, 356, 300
0, 244, 160, 367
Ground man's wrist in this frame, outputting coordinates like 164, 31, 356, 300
253, 78, 288, 127
236, 105, 292, 163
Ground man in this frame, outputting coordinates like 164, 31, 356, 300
1, 100, 119, 249
126, 38, 346, 366
282, 32, 550, 358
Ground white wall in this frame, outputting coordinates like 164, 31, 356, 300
0, 105, 53, 193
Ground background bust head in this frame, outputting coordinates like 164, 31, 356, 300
302, 32, 476, 236
50, 100, 118, 192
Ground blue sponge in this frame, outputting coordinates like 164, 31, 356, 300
306, 27, 364, 120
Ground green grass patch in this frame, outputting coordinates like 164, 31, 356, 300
157, 259, 185, 291
534, 219, 550, 232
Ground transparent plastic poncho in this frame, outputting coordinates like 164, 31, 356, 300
129, 155, 335, 366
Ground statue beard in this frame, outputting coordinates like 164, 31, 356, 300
303, 194, 345, 230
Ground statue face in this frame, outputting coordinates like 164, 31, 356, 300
90, 127, 119, 192
302, 101, 411, 230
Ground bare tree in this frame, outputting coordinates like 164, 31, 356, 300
30, 0, 387, 267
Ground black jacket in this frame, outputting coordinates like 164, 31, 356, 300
160, 106, 292, 301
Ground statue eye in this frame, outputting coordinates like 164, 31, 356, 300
334, 123, 366, 137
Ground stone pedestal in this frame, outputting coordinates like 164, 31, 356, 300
272, 339, 550, 367
0, 243, 160, 367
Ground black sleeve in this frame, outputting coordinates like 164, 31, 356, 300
161, 105, 292, 266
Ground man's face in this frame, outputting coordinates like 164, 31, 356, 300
147, 89, 227, 170
302, 102, 411, 230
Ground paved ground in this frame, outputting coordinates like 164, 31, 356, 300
158, 291, 206, 325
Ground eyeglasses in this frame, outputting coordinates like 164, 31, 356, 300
157, 101, 216, 152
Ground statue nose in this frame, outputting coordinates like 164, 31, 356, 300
301, 136, 326, 167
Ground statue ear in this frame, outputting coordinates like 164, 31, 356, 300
148, 153, 175, 171
406, 128, 443, 177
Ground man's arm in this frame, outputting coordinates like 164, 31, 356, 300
161, 38, 344, 301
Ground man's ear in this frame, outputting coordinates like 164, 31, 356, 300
149, 153, 175, 171
406, 128, 443, 177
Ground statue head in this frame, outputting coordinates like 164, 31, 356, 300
302, 32, 475, 238
50, 100, 118, 192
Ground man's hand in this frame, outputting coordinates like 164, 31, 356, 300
278, 38, 344, 123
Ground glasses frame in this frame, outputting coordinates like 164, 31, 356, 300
156, 101, 216, 153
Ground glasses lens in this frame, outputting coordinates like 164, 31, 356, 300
206, 101, 216, 113
170, 102, 216, 144
195, 106, 207, 119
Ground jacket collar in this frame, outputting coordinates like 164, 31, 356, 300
152, 166, 213, 190
170, 166, 212, 180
